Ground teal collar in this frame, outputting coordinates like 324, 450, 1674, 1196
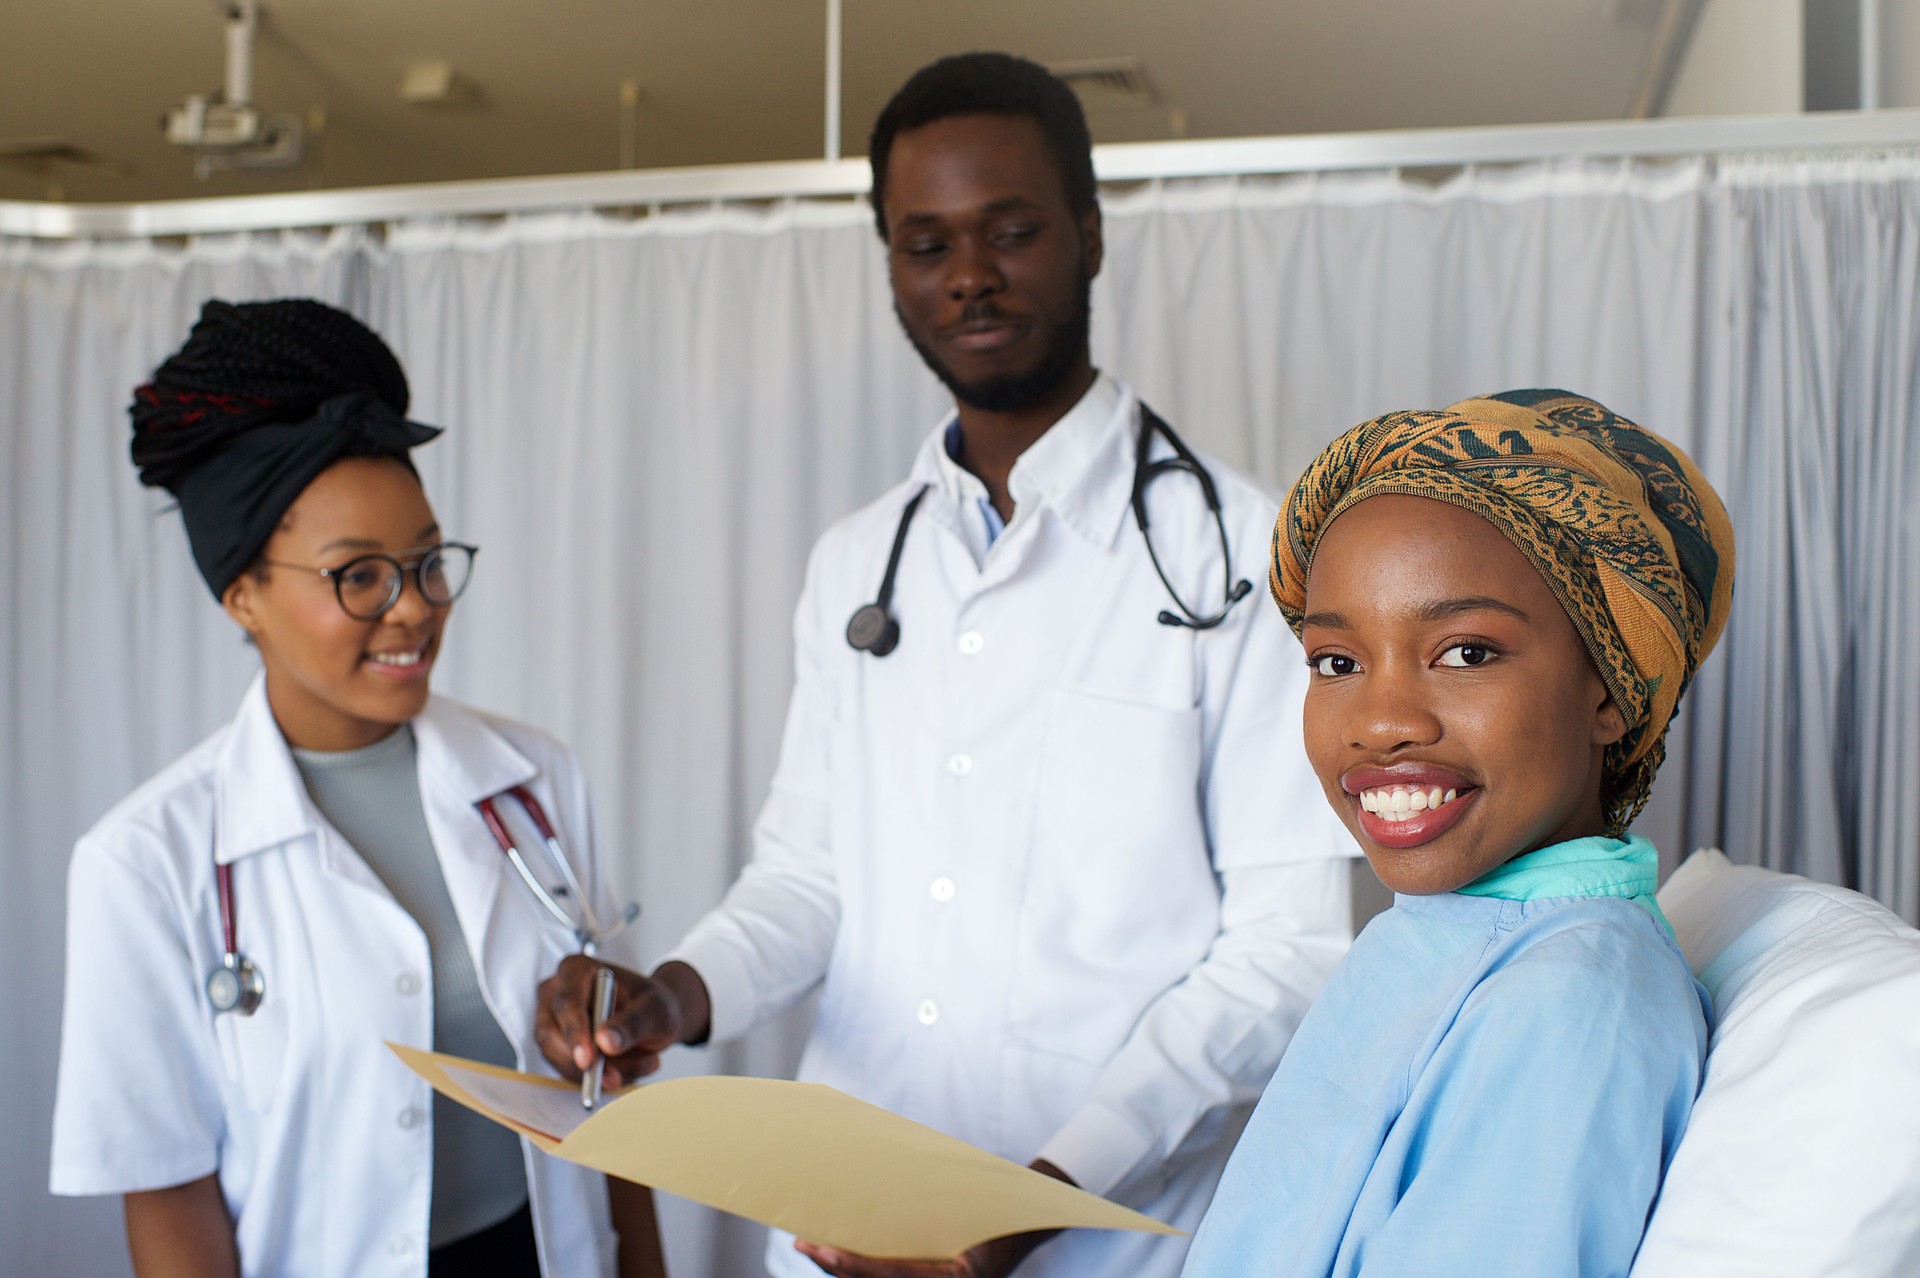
1458, 834, 1671, 934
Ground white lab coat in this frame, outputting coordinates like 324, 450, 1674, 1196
670, 376, 1358, 1278
50, 676, 627, 1278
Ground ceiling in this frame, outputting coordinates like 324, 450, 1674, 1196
0, 0, 1678, 204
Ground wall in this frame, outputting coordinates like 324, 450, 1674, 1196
1665, 0, 1805, 116
1883, 0, 1920, 107
1665, 0, 1920, 115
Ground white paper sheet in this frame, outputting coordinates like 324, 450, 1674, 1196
441, 1062, 596, 1141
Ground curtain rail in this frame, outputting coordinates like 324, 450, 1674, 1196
5, 109, 1918, 241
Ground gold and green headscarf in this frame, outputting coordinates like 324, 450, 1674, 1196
1271, 389, 1735, 835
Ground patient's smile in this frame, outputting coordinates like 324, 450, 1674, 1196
1359, 785, 1459, 817
1342, 766, 1482, 850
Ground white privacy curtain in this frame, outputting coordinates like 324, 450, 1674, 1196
4, 152, 1916, 1277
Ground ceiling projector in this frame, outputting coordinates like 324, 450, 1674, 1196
162, 1, 304, 177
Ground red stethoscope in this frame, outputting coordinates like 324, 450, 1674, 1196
207, 784, 638, 1017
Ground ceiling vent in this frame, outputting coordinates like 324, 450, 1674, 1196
1047, 57, 1158, 110
0, 139, 112, 169
0, 138, 123, 197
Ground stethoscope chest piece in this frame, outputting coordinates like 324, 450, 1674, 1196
845, 603, 901, 656
208, 950, 265, 1017
844, 484, 928, 659
208, 860, 265, 1016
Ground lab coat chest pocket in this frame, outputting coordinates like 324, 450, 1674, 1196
214, 986, 290, 1116
1011, 688, 1216, 1064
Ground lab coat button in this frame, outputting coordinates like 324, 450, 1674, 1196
397, 1105, 424, 1130
395, 972, 422, 995
916, 999, 940, 1026
389, 1237, 413, 1257
946, 754, 973, 777
930, 877, 956, 902
957, 630, 984, 655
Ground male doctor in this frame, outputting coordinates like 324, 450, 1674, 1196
540, 52, 1356, 1278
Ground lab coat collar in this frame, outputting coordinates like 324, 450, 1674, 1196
212, 674, 538, 865
913, 373, 1139, 552
410, 696, 540, 809
213, 673, 319, 866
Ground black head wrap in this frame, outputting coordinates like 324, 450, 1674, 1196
130, 298, 441, 597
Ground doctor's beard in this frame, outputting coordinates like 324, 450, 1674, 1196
897, 262, 1093, 414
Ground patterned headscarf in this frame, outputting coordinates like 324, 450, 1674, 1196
1271, 389, 1735, 835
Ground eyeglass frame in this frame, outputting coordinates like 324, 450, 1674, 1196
256, 542, 480, 620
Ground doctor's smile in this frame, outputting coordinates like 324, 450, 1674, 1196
364, 638, 435, 679
942, 304, 1031, 353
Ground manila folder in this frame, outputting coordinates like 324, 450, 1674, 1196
388, 1043, 1179, 1261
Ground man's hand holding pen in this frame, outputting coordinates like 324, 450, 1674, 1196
536, 955, 713, 1090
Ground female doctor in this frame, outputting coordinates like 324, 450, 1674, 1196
48, 299, 664, 1278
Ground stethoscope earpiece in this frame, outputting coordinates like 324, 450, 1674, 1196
846, 603, 902, 656
1159, 580, 1252, 629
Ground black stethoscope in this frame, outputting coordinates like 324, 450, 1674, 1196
845, 404, 1253, 657
207, 785, 638, 1016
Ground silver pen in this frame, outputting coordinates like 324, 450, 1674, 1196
583, 964, 616, 1110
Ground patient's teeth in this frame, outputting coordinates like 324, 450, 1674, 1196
1358, 783, 1472, 821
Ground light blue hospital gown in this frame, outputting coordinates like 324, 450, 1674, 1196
1181, 889, 1708, 1277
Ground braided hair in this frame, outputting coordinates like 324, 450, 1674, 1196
130, 299, 411, 494
130, 298, 440, 596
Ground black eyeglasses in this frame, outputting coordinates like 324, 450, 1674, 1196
260, 542, 479, 620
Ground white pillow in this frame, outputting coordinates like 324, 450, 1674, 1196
1631, 849, 1920, 1277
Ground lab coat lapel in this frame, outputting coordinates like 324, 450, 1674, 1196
1048, 392, 1142, 554
904, 382, 1136, 598
210, 674, 401, 903
213, 676, 423, 904
977, 387, 1138, 593
213, 674, 320, 867
410, 698, 540, 1014
905, 430, 1005, 597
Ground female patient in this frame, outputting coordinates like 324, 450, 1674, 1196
1183, 390, 1733, 1276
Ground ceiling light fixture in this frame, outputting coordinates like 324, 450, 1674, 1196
400, 61, 482, 109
